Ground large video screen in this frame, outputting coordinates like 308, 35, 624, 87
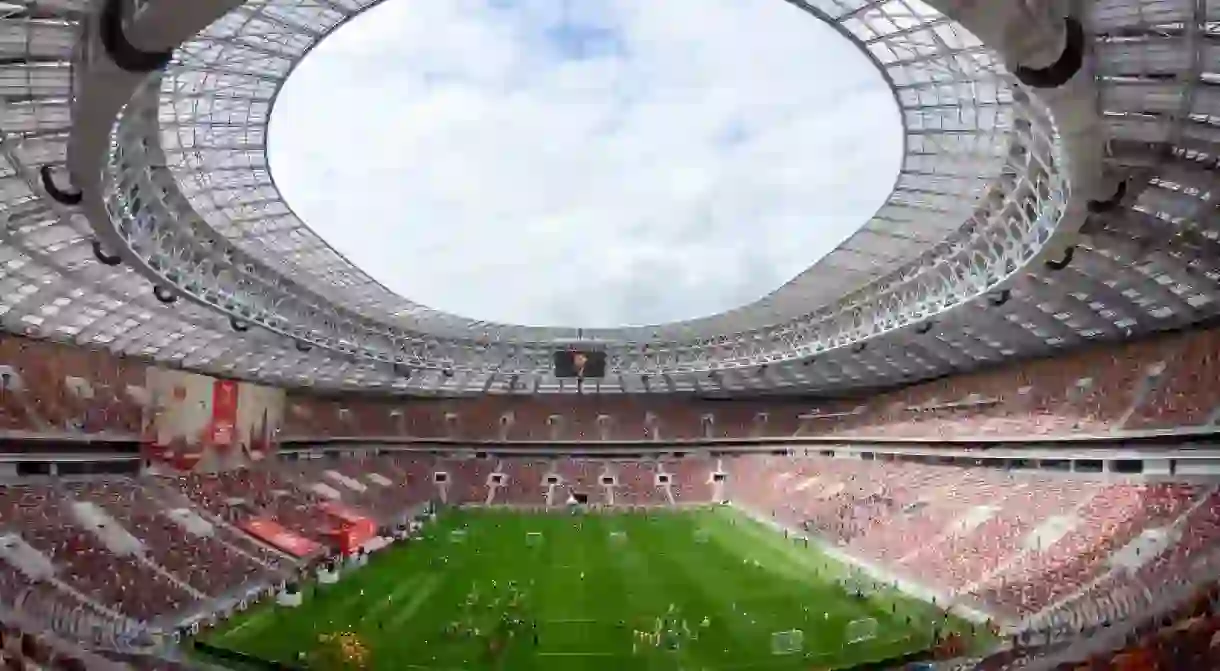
553, 350, 607, 378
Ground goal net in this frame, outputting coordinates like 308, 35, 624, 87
843, 569, 880, 597
770, 629, 803, 655
845, 617, 878, 644
525, 531, 544, 547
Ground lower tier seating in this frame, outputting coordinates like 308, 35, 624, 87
0, 453, 1215, 671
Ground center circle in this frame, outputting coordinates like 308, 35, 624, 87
269, 0, 903, 329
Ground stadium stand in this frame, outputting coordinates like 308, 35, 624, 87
4, 329, 1218, 668
727, 453, 1220, 636
494, 458, 549, 506
0, 0, 1217, 667
274, 329, 1220, 443
2, 449, 1220, 668
0, 603, 130, 670
2, 442, 1220, 670
612, 461, 669, 506
0, 328, 1217, 445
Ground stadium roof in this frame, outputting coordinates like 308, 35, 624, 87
0, 0, 1213, 394
157, 0, 1012, 340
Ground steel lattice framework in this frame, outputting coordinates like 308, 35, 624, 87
153, 0, 1019, 341
0, 0, 1209, 396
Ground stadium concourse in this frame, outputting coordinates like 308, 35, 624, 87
0, 0, 1218, 668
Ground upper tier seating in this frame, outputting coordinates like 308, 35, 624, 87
0, 326, 1216, 443
279, 327, 1220, 443
0, 338, 146, 437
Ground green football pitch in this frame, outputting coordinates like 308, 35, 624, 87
199, 506, 990, 670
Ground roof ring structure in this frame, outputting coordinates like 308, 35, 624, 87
157, 0, 1018, 343
29, 0, 1213, 393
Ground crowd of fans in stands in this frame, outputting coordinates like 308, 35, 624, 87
732, 455, 1220, 669
279, 328, 1220, 441
0, 328, 1218, 442
0, 453, 1215, 668
0, 328, 1217, 668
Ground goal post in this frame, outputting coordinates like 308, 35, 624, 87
845, 617, 878, 644
842, 569, 881, 598
770, 629, 804, 655
525, 531, 544, 547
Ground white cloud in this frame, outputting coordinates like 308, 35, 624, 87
270, 0, 903, 328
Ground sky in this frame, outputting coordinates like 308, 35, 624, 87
269, 0, 903, 329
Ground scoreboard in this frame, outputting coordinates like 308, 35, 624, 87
552, 350, 607, 378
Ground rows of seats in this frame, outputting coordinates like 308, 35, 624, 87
282, 327, 1220, 442
0, 483, 193, 624
612, 461, 669, 506
0, 327, 1216, 443
284, 394, 817, 442
728, 455, 1219, 625
983, 584, 1220, 670
0, 616, 105, 671
973, 483, 1200, 615
0, 337, 145, 437
0, 459, 440, 653
169, 469, 335, 541
667, 458, 717, 504
492, 459, 548, 505
439, 458, 497, 505
62, 480, 274, 598
1061, 585, 1220, 671
293, 458, 415, 520
552, 459, 604, 503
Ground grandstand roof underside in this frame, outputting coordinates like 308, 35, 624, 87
0, 0, 1216, 394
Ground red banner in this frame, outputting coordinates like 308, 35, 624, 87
325, 524, 376, 556
240, 517, 321, 557
318, 502, 377, 555
210, 380, 238, 450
